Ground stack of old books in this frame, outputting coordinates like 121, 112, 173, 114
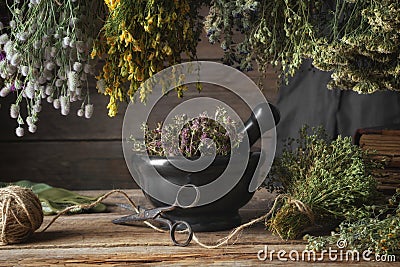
354, 125, 400, 195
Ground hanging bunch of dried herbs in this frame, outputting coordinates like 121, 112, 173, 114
204, 0, 332, 83
313, 0, 400, 93
204, 0, 260, 71
92, 0, 208, 117
0, 0, 105, 136
205, 0, 400, 92
265, 126, 379, 240
306, 189, 400, 256
0, 1, 8, 92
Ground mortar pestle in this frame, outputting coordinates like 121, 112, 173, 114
132, 103, 280, 231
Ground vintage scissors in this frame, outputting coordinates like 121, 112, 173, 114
112, 205, 193, 247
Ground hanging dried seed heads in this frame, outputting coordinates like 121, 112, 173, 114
0, 1, 106, 136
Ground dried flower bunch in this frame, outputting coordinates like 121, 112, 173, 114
131, 107, 243, 158
204, 0, 329, 82
306, 189, 400, 256
204, 0, 259, 72
92, 0, 207, 117
312, 0, 400, 93
0, 0, 105, 136
266, 126, 378, 239
205, 0, 400, 93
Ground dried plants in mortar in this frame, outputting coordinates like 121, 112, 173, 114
130, 107, 243, 158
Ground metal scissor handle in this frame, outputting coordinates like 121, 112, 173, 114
113, 205, 193, 247
170, 221, 193, 247
154, 216, 193, 247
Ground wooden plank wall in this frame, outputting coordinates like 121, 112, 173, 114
0, 26, 279, 190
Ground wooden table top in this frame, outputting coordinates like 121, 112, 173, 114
0, 189, 398, 266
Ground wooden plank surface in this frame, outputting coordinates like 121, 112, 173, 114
0, 141, 134, 190
0, 189, 398, 266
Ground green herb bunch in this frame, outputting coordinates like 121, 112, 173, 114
204, 0, 260, 71
266, 126, 378, 239
131, 107, 243, 158
205, 0, 400, 93
306, 189, 400, 255
204, 0, 329, 83
313, 0, 400, 93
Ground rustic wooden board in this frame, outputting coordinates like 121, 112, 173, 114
357, 130, 400, 193
1, 189, 396, 266
369, 155, 400, 168
374, 168, 400, 193
0, 141, 135, 190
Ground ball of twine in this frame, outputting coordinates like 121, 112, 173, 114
0, 186, 43, 245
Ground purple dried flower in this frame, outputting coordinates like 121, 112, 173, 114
181, 128, 190, 140
136, 107, 242, 157
192, 118, 200, 131
0, 52, 5, 61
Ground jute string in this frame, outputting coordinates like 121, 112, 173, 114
1, 187, 314, 248
287, 197, 315, 224
0, 186, 43, 245
271, 197, 315, 240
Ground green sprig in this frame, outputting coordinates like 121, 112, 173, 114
266, 126, 379, 240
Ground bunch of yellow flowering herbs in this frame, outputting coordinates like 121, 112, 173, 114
93, 0, 206, 117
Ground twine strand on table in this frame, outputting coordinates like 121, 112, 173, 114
41, 189, 160, 233
2, 187, 314, 248
42, 191, 293, 248
191, 194, 286, 248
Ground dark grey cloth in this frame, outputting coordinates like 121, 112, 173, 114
275, 59, 400, 154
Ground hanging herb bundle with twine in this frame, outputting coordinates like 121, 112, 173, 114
205, 0, 400, 93
265, 126, 380, 240
92, 0, 208, 117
